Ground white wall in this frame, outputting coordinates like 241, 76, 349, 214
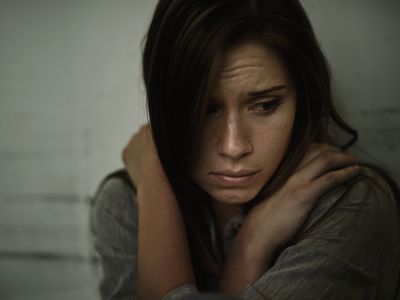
302, 0, 400, 182
0, 1, 157, 299
0, 0, 398, 299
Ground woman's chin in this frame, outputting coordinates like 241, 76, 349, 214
209, 188, 258, 205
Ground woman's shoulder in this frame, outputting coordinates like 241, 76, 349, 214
246, 169, 400, 299
95, 168, 136, 196
355, 165, 398, 198
269, 165, 400, 298
299, 165, 400, 237
92, 170, 139, 298
338, 165, 398, 212
94, 169, 136, 202
92, 169, 138, 232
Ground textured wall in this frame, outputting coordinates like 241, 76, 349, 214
302, 0, 400, 182
0, 0, 399, 299
0, 0, 157, 299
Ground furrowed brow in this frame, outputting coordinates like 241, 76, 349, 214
247, 85, 287, 97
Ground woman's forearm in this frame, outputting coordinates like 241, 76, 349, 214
137, 174, 195, 299
218, 219, 277, 296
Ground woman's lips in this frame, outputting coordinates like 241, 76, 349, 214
210, 170, 259, 187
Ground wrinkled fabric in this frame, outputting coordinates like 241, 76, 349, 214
92, 167, 400, 299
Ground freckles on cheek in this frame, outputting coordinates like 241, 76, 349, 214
254, 128, 272, 143
254, 122, 292, 149
271, 114, 295, 133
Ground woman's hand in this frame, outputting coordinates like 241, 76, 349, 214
219, 143, 361, 295
243, 143, 361, 257
122, 124, 163, 189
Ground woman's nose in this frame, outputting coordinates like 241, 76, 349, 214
216, 119, 253, 160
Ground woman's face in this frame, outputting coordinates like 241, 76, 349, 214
190, 41, 297, 205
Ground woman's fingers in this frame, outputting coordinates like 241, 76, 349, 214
297, 147, 361, 182
245, 143, 362, 251
289, 143, 362, 200
308, 165, 361, 198
297, 143, 341, 169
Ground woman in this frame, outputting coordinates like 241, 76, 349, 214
93, 0, 400, 299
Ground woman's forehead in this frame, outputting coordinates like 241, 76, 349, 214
210, 42, 291, 96
221, 41, 280, 68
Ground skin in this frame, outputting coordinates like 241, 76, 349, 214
122, 41, 361, 298
123, 128, 195, 299
190, 41, 296, 234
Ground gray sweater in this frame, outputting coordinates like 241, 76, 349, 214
92, 167, 400, 299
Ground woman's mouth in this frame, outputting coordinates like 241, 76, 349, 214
210, 170, 260, 187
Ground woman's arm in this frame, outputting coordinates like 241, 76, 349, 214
238, 167, 399, 299
219, 144, 361, 296
93, 175, 139, 299
123, 125, 196, 300
137, 167, 195, 299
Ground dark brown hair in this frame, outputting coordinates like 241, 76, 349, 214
140, 0, 397, 290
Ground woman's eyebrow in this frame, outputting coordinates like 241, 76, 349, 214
247, 84, 287, 97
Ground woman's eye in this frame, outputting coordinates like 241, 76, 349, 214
251, 98, 283, 114
206, 103, 220, 115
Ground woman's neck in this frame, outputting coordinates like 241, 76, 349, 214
211, 200, 242, 238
